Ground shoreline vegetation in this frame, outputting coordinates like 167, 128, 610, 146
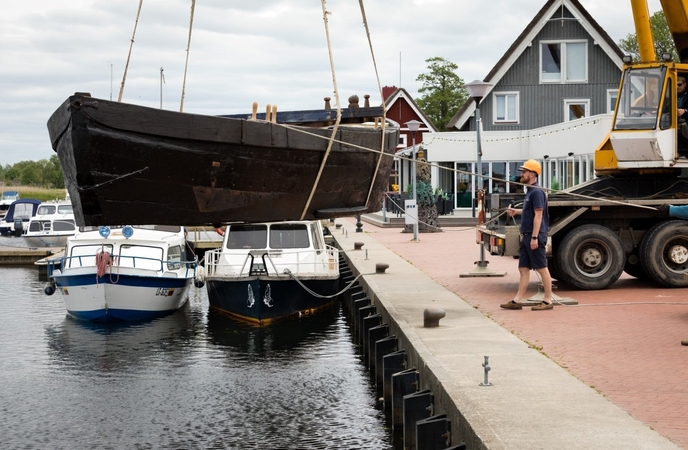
1, 185, 66, 203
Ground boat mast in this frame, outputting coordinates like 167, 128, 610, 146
118, 0, 144, 102
180, 0, 196, 113
160, 67, 165, 109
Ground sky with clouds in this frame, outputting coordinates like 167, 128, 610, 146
0, 0, 662, 166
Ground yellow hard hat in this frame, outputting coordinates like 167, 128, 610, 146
519, 159, 541, 176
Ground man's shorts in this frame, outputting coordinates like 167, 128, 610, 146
518, 234, 548, 270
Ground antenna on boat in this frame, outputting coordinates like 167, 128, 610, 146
179, 0, 196, 113
160, 67, 165, 109
118, 0, 144, 102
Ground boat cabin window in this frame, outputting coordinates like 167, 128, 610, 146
53, 219, 76, 232
227, 224, 267, 249
68, 244, 114, 268
58, 205, 73, 214
28, 220, 50, 232
37, 205, 56, 215
310, 223, 323, 250
613, 66, 666, 131
119, 245, 164, 271
13, 203, 35, 220
167, 245, 183, 270
269, 223, 310, 249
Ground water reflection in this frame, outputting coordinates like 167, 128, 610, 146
205, 305, 340, 357
45, 302, 203, 374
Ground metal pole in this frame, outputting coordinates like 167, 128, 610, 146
476, 103, 486, 262
412, 131, 418, 241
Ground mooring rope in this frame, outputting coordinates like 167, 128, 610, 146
283, 269, 371, 299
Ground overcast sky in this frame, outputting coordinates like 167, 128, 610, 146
0, 0, 662, 166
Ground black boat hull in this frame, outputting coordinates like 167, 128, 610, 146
47, 94, 399, 226
206, 276, 340, 326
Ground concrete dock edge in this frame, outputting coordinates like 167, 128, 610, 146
332, 220, 679, 449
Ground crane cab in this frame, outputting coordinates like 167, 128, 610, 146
596, 63, 688, 175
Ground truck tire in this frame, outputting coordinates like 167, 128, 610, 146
557, 224, 625, 290
639, 220, 688, 287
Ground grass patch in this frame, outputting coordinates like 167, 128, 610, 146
5, 186, 67, 203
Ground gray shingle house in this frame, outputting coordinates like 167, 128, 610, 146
425, 0, 625, 208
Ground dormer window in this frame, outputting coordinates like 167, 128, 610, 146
540, 40, 587, 83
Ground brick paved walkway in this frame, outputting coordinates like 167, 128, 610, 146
348, 218, 688, 448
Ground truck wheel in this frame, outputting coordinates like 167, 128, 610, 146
639, 220, 688, 287
557, 225, 625, 290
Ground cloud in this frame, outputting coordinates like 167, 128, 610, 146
0, 0, 663, 166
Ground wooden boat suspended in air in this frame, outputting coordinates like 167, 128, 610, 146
46, 93, 398, 227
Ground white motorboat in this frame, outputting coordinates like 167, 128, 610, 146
204, 220, 340, 325
23, 198, 76, 247
46, 225, 202, 322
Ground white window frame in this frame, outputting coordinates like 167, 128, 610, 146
492, 91, 520, 124
540, 40, 588, 84
564, 99, 590, 121
398, 134, 407, 149
606, 89, 618, 113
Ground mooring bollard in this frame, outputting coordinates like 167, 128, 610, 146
354, 242, 364, 250
480, 355, 493, 386
423, 308, 446, 328
375, 263, 389, 274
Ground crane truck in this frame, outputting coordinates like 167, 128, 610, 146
478, 0, 688, 290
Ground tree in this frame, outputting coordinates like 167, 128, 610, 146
618, 10, 678, 62
415, 57, 469, 131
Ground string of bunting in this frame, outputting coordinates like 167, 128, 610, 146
424, 118, 602, 145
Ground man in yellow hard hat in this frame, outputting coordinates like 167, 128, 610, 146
500, 159, 554, 311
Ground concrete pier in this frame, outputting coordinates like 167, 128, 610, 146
332, 218, 679, 449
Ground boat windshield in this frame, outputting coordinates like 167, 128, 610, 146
269, 223, 310, 249
58, 205, 73, 214
227, 224, 268, 249
37, 205, 57, 215
613, 66, 666, 131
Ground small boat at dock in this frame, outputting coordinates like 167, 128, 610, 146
47, 93, 399, 227
45, 225, 201, 322
204, 220, 340, 326
22, 198, 76, 248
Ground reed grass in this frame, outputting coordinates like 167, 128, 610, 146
4, 186, 67, 203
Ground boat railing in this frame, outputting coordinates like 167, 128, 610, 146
49, 254, 198, 278
205, 246, 339, 277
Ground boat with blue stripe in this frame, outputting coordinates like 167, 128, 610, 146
45, 225, 203, 322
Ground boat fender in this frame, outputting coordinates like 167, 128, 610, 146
194, 265, 206, 288
44, 282, 56, 296
215, 227, 224, 236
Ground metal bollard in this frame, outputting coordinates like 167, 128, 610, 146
480, 355, 493, 386
423, 308, 446, 327
375, 262, 389, 274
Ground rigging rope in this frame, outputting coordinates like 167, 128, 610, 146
179, 0, 196, 112
283, 269, 370, 299
358, 0, 388, 206
301, 0, 342, 220
118, 0, 144, 102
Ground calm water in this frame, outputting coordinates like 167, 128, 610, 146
0, 244, 392, 449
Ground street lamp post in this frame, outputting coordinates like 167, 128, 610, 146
405, 120, 422, 242
460, 81, 505, 278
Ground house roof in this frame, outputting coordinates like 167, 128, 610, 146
383, 87, 439, 132
447, 0, 625, 130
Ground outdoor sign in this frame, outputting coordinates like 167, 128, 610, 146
405, 199, 417, 225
